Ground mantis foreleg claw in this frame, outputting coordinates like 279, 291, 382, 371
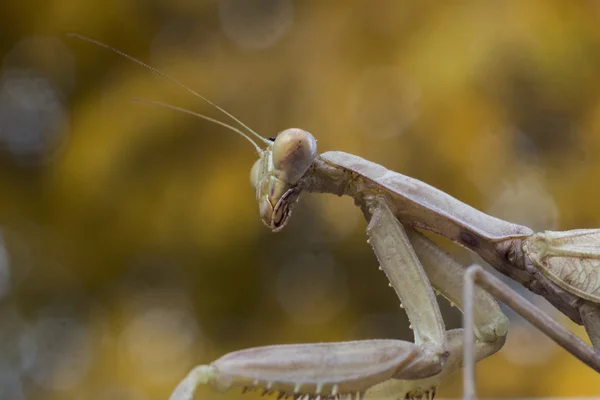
169, 365, 216, 400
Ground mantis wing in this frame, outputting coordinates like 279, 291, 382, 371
524, 229, 600, 303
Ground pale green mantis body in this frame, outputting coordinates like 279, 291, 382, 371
69, 34, 600, 400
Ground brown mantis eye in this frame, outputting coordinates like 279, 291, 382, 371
272, 128, 317, 184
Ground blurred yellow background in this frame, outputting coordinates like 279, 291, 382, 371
0, 0, 599, 399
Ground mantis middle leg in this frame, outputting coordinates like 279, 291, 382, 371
581, 302, 600, 350
463, 264, 600, 400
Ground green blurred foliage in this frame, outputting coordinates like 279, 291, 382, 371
0, 0, 599, 399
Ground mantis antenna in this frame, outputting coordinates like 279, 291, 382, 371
66, 33, 271, 150
131, 98, 264, 154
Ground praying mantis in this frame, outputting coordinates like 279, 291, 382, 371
68, 34, 600, 400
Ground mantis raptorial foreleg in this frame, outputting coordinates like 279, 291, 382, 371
170, 339, 421, 400
462, 264, 600, 399
171, 197, 510, 400
364, 329, 500, 400
170, 196, 450, 400
364, 196, 448, 378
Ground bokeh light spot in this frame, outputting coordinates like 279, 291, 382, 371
218, 0, 294, 50
349, 66, 421, 139
27, 307, 94, 391
119, 301, 202, 383
0, 69, 68, 165
485, 169, 559, 231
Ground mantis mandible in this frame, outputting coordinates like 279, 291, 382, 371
68, 34, 600, 400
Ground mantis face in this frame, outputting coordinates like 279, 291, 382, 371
250, 128, 317, 232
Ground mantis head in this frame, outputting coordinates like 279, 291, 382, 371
251, 129, 317, 232
66, 34, 318, 231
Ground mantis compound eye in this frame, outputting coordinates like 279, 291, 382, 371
250, 159, 261, 189
272, 128, 317, 185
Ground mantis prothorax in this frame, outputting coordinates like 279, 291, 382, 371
69, 34, 600, 400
